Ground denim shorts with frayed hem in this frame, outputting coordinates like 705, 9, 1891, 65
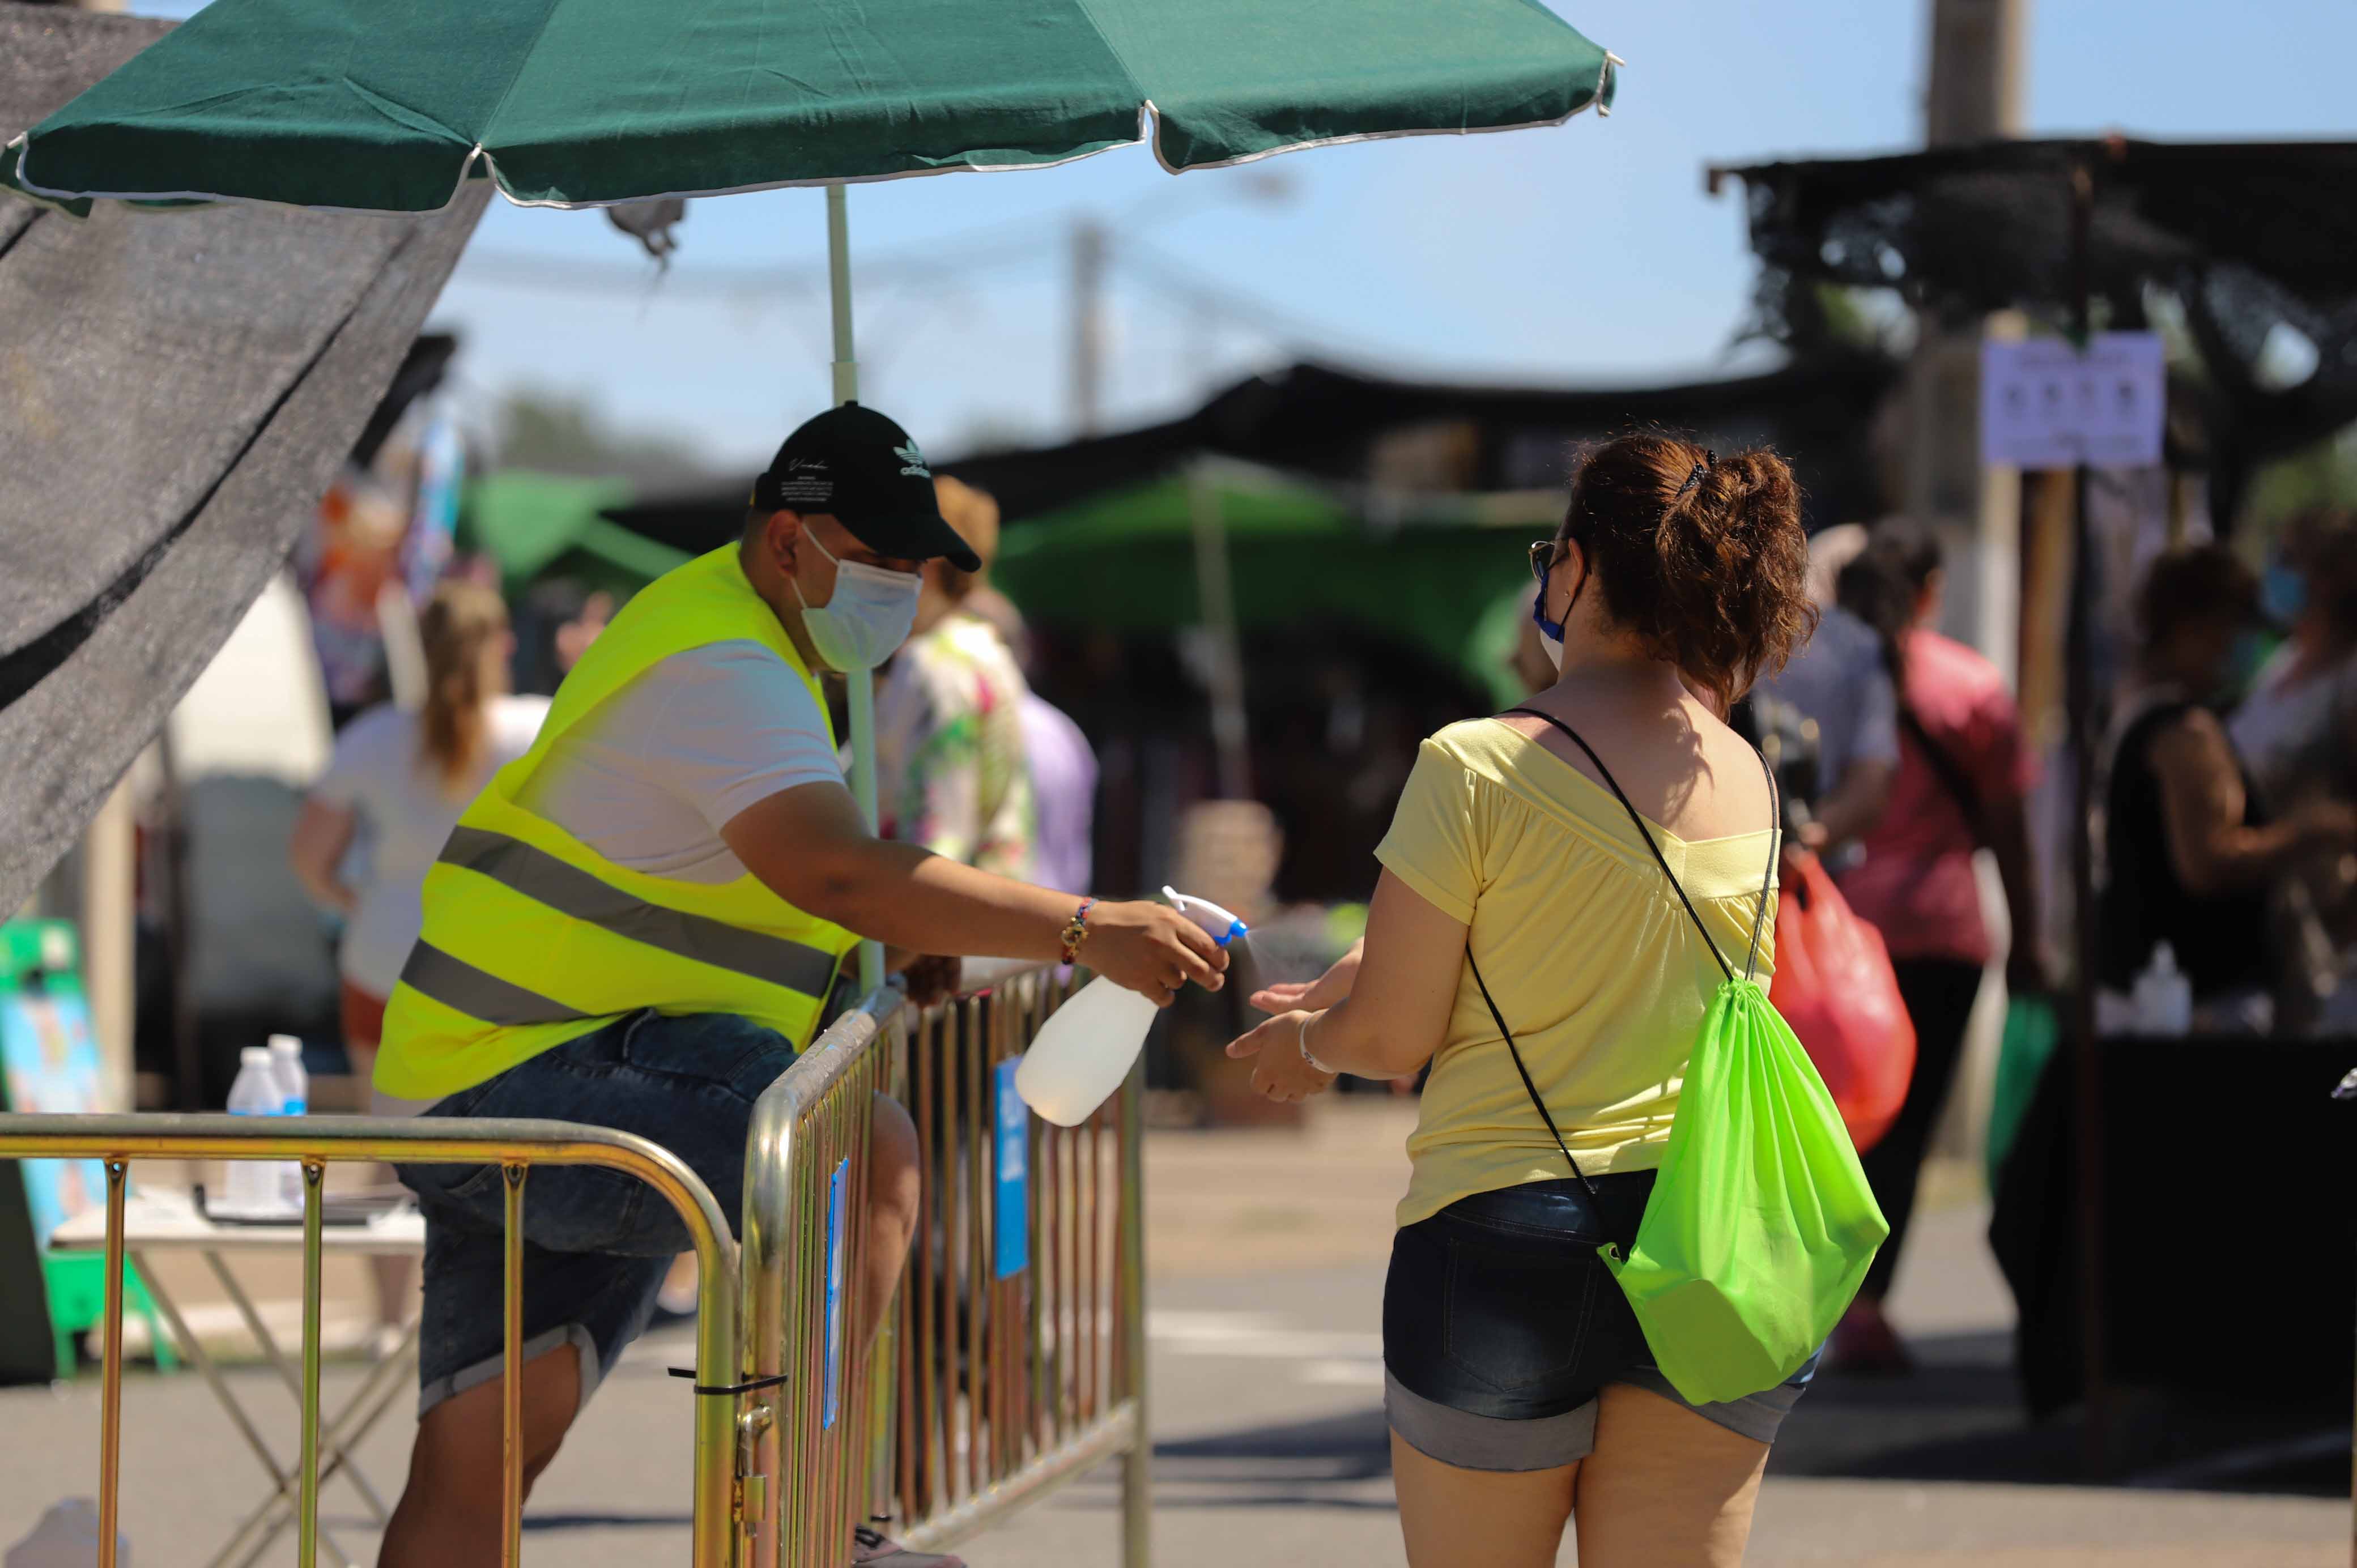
396, 1011, 797, 1418
1381, 1172, 1818, 1472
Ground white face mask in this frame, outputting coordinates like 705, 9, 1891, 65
789, 528, 920, 671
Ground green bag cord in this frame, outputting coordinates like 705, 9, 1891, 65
1473, 710, 1888, 1406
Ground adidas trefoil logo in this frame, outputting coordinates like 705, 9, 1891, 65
895, 440, 931, 479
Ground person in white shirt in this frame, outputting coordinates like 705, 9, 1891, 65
290, 580, 548, 1332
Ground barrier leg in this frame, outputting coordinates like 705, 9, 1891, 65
1118, 1066, 1151, 1568
298, 1161, 325, 1568
501, 1163, 527, 1568
99, 1159, 127, 1568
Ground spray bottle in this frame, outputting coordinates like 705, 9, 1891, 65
1014, 888, 1249, 1127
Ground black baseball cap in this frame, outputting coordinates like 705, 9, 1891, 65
751, 403, 981, 572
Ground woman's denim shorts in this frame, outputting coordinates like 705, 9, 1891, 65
1382, 1171, 1819, 1472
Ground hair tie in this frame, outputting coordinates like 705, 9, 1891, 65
1675, 461, 1708, 498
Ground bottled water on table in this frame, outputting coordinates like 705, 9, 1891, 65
223, 1046, 295, 1218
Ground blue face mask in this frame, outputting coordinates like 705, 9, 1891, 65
1531, 583, 1567, 668
1530, 549, 1585, 672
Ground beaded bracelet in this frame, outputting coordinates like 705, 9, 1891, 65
1058, 898, 1096, 966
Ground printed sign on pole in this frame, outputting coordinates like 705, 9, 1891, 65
993, 1058, 1031, 1279
1980, 331, 2167, 471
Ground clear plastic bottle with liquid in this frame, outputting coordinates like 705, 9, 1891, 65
1015, 889, 1248, 1127
268, 1035, 309, 1212
2132, 941, 2192, 1036
223, 1046, 291, 1217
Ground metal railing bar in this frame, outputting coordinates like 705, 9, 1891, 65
500, 1164, 526, 1568
298, 1162, 325, 1568
1118, 1062, 1152, 1568
895, 1401, 1139, 1557
99, 1158, 127, 1568
964, 994, 985, 1503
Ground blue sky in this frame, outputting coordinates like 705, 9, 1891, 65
133, 0, 2357, 477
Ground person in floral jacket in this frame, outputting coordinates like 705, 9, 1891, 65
874, 476, 1039, 880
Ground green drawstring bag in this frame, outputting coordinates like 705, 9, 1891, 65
1477, 710, 1890, 1407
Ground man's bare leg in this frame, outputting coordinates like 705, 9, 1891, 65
865, 1092, 921, 1337
378, 1343, 580, 1568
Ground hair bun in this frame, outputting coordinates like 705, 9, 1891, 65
1561, 434, 1814, 706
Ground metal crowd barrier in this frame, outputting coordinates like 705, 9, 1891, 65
2, 962, 1147, 1568
742, 965, 1150, 1567
0, 1115, 743, 1568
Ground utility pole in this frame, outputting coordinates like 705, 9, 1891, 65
1069, 219, 1107, 438
1910, 0, 2026, 675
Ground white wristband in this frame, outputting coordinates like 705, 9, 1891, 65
1298, 1013, 1335, 1075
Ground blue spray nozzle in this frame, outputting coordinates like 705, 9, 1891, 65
1162, 887, 1249, 947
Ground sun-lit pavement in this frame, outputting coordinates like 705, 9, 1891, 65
3, 1100, 2345, 1565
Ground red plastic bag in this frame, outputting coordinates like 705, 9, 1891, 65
1766, 850, 1916, 1153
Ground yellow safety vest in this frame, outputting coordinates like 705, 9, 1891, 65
375, 546, 856, 1101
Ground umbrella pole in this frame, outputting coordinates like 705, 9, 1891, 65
828, 182, 884, 996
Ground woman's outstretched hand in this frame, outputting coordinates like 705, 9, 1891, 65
1226, 1011, 1339, 1103
1249, 940, 1363, 1016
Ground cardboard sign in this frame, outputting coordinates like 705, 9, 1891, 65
1981, 332, 2166, 470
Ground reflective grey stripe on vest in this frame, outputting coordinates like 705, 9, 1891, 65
400, 942, 590, 1027
439, 826, 840, 998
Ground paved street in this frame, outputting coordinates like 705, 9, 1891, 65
2, 1102, 2345, 1564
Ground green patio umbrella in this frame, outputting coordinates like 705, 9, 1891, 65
5, 0, 1620, 1003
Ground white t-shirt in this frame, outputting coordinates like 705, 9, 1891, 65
313, 696, 551, 996
518, 640, 845, 885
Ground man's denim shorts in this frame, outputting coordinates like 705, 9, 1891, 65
1382, 1172, 1820, 1472
396, 1011, 797, 1418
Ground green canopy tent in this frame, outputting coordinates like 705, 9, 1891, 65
994, 459, 1548, 708
457, 470, 689, 599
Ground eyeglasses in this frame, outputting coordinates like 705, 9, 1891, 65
1528, 539, 1559, 583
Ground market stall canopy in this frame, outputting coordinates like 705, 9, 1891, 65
6, 0, 1615, 212
606, 351, 1900, 546
1711, 137, 2357, 525
0, 3, 486, 916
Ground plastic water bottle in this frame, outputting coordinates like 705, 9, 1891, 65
1015, 889, 1249, 1127
2132, 942, 2192, 1036
224, 1047, 291, 1217
268, 1036, 309, 1212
